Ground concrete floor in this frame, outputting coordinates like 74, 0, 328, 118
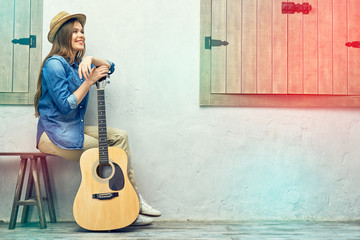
1, 220, 360, 240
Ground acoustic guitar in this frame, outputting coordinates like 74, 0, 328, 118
73, 77, 140, 231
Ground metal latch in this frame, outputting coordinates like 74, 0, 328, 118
282, 2, 312, 14
11, 35, 36, 48
346, 41, 360, 48
205, 36, 229, 50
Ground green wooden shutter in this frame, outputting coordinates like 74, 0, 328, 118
0, 0, 42, 105
200, 0, 360, 107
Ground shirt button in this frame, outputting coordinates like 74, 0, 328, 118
80, 106, 82, 109
81, 119, 84, 122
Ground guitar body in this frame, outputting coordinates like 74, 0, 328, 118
73, 77, 139, 230
73, 146, 140, 230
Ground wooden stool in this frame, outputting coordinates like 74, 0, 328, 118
0, 152, 57, 229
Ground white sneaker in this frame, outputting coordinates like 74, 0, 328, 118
139, 194, 161, 217
132, 214, 154, 226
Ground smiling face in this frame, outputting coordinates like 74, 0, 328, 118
71, 21, 85, 52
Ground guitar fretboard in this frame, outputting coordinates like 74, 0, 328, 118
97, 89, 109, 165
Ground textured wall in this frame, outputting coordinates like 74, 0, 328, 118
1, 0, 360, 222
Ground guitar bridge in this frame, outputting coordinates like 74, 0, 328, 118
92, 192, 119, 200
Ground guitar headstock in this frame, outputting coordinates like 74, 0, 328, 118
95, 76, 110, 90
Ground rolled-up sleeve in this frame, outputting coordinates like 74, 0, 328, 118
107, 60, 115, 75
67, 94, 78, 109
42, 59, 74, 115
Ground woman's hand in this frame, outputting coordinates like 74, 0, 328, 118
78, 56, 93, 79
84, 65, 109, 85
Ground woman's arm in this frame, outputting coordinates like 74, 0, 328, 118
78, 56, 111, 79
91, 56, 111, 68
43, 57, 109, 111
73, 65, 109, 105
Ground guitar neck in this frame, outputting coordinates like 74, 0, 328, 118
97, 88, 109, 165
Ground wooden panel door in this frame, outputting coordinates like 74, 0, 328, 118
210, 0, 360, 95
0, 0, 42, 104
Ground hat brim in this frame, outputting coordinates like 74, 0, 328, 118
48, 13, 86, 43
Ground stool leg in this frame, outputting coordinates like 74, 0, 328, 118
21, 166, 34, 223
31, 157, 47, 229
40, 157, 56, 223
9, 158, 28, 230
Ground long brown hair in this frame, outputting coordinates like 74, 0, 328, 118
34, 19, 86, 117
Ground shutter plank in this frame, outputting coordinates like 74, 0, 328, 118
242, 0, 257, 93
0, 0, 14, 92
288, 11, 303, 93
303, 0, 318, 94
318, 0, 333, 94
211, 0, 227, 93
200, 0, 212, 105
13, 0, 30, 93
273, 0, 287, 94
28, 0, 43, 104
333, 0, 347, 95
348, 0, 360, 95
257, 0, 272, 93
226, 0, 242, 93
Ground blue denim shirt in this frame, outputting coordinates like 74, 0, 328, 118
36, 55, 115, 150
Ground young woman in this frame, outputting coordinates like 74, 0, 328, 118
34, 11, 160, 226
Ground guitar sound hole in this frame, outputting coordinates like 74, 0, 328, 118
96, 163, 113, 179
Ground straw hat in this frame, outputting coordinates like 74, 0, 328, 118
48, 11, 86, 43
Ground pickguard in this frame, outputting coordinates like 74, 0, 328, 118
109, 162, 124, 191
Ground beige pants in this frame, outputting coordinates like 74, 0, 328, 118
38, 126, 137, 189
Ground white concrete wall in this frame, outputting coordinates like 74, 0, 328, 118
1, 0, 360, 222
